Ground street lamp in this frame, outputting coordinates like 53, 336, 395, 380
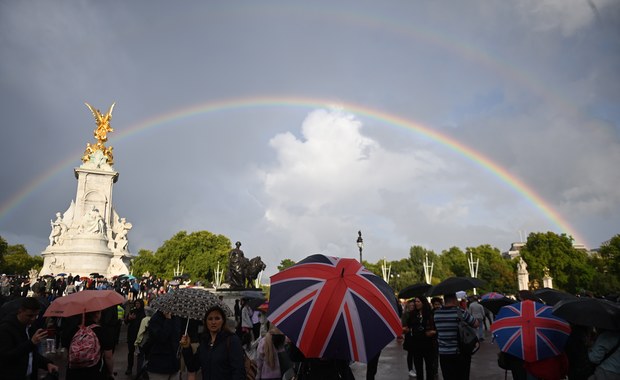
356, 230, 364, 263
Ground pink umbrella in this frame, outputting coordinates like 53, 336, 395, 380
43, 290, 125, 318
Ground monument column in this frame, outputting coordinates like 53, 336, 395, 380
40, 102, 132, 277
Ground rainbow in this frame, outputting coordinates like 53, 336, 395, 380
0, 96, 584, 245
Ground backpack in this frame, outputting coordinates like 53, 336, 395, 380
69, 324, 101, 368
456, 309, 480, 355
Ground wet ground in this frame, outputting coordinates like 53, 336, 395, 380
44, 327, 512, 379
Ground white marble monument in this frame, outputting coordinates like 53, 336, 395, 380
40, 103, 132, 277
517, 257, 529, 291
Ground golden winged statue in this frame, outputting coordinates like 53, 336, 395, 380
82, 102, 116, 166
85, 102, 115, 143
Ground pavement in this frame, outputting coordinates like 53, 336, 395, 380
349, 330, 513, 379
44, 327, 512, 379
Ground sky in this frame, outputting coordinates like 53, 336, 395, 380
1, 1, 619, 278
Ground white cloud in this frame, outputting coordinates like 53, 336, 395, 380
515, 0, 610, 36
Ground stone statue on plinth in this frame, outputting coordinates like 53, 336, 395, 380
227, 241, 246, 289
517, 256, 529, 291
226, 241, 267, 289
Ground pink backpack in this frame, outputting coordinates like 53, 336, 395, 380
69, 324, 101, 368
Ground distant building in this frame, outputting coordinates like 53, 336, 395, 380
502, 241, 591, 259
502, 242, 525, 259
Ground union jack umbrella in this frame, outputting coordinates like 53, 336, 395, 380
268, 254, 402, 363
491, 300, 571, 362
480, 292, 505, 301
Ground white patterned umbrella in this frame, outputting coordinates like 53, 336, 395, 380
149, 287, 232, 320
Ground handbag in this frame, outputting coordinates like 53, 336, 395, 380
278, 348, 293, 375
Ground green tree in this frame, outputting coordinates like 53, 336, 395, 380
520, 232, 594, 294
590, 234, 620, 295
437, 246, 468, 278
130, 230, 231, 281
0, 235, 7, 269
277, 259, 296, 272
466, 245, 515, 294
130, 249, 156, 277
598, 234, 620, 278
1, 244, 43, 275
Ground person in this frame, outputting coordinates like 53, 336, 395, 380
134, 306, 155, 378
588, 328, 620, 379
234, 299, 241, 334
565, 324, 595, 380
467, 296, 486, 341
241, 299, 254, 347
256, 325, 290, 380
366, 351, 381, 380
252, 307, 262, 340
66, 310, 115, 380
403, 296, 437, 380
430, 296, 443, 379
401, 300, 417, 378
433, 292, 479, 380
0, 297, 59, 379
125, 299, 146, 375
146, 310, 182, 379
181, 305, 245, 380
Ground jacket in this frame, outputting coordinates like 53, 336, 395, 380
146, 312, 181, 374
183, 329, 245, 380
0, 316, 52, 380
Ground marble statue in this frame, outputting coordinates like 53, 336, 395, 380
113, 217, 132, 251
80, 206, 105, 235
48, 212, 67, 246
517, 256, 529, 291
517, 257, 527, 273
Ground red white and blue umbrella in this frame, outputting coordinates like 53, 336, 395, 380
481, 292, 505, 301
491, 300, 571, 362
268, 254, 402, 363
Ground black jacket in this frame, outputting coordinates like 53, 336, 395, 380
0, 316, 52, 380
146, 312, 181, 374
183, 330, 245, 380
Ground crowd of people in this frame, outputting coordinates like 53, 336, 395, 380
1, 272, 619, 380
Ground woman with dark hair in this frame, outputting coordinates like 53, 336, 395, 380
66, 310, 114, 380
181, 305, 245, 380
403, 296, 437, 380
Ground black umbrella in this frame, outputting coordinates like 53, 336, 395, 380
427, 277, 486, 296
534, 288, 578, 306
398, 283, 432, 299
552, 297, 620, 330
89, 272, 100, 277
480, 297, 517, 315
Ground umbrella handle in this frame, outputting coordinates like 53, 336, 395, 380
184, 317, 189, 336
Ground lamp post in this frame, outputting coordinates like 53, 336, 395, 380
356, 230, 364, 263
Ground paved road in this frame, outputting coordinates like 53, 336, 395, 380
46, 328, 511, 379
350, 330, 512, 379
